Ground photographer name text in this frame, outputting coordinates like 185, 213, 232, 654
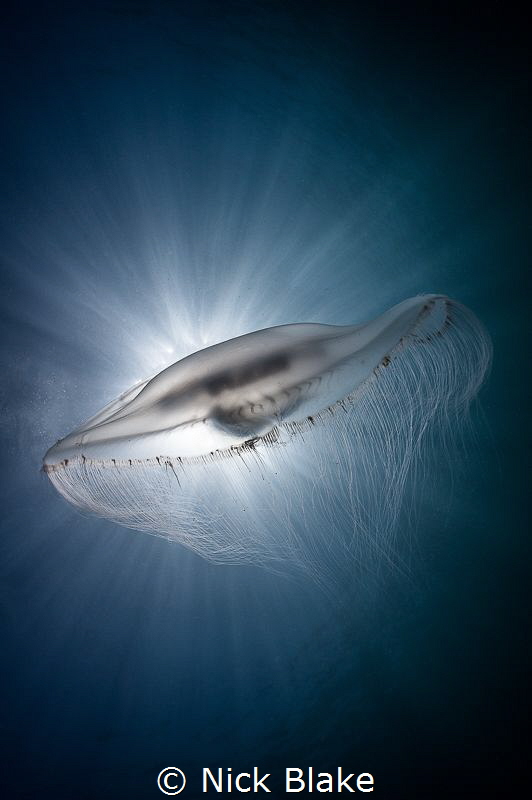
157, 766, 374, 794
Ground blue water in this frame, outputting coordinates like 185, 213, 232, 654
0, 3, 528, 798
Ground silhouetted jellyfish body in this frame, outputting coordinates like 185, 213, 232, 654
44, 295, 491, 583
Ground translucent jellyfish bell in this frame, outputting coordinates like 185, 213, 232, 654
44, 295, 491, 580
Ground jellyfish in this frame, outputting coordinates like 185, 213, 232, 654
43, 294, 491, 582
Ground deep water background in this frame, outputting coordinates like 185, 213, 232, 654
0, 2, 529, 798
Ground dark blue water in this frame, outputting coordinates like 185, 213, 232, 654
0, 3, 528, 798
